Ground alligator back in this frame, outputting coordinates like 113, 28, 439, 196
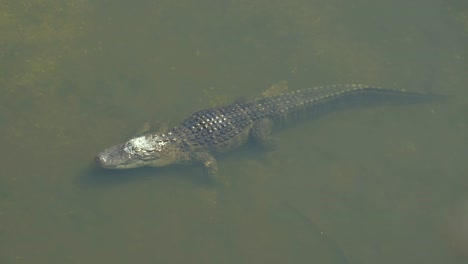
174, 84, 439, 149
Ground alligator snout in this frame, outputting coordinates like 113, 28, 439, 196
95, 153, 107, 167
95, 143, 129, 169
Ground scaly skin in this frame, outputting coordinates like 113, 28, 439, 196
95, 84, 441, 179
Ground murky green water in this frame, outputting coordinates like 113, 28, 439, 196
1, 0, 468, 263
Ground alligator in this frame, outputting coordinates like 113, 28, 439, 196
95, 84, 441, 181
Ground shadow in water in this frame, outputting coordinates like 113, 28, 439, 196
77, 161, 214, 188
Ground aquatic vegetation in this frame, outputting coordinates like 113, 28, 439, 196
0, 0, 92, 97
0, 0, 92, 149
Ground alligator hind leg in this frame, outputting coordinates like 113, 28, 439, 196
250, 118, 278, 150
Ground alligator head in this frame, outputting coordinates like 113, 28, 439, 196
95, 133, 181, 169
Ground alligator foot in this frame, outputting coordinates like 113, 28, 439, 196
192, 151, 230, 187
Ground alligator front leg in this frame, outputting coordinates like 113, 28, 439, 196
191, 151, 229, 186
135, 120, 169, 136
